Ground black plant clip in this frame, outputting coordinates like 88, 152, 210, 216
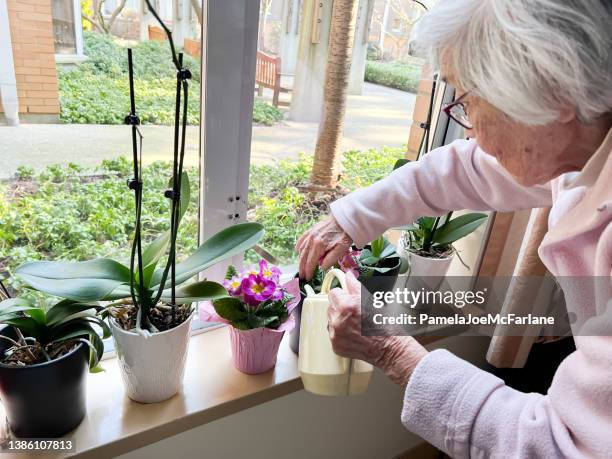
127, 178, 142, 191
177, 68, 192, 81
164, 189, 180, 201
124, 114, 141, 126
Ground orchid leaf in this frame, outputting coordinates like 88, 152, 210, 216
16, 259, 130, 282
393, 158, 411, 170
2, 317, 46, 341
433, 213, 488, 245
46, 300, 100, 327
151, 222, 264, 288
24, 308, 46, 325
140, 231, 171, 288
16, 259, 131, 301
159, 280, 227, 304
18, 274, 128, 302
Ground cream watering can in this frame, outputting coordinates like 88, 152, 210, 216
298, 269, 373, 396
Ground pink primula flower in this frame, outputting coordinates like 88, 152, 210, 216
223, 276, 242, 296
259, 259, 281, 282
240, 274, 277, 306
338, 249, 361, 277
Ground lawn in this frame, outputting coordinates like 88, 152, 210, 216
58, 32, 283, 126
364, 60, 421, 93
0, 146, 406, 301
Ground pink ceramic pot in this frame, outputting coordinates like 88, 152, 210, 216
229, 326, 284, 374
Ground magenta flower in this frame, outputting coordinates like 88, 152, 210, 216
338, 249, 361, 277
240, 274, 277, 306
258, 259, 281, 282
223, 276, 242, 297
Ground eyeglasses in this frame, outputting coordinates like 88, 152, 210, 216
443, 91, 473, 129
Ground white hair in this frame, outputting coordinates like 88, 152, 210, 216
413, 0, 612, 125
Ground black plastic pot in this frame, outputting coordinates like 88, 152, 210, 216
365, 256, 402, 294
289, 296, 304, 354
0, 326, 88, 438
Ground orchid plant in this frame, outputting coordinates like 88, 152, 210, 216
203, 260, 299, 330
339, 236, 407, 278
12, 0, 265, 334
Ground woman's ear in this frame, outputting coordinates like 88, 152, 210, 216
557, 105, 577, 123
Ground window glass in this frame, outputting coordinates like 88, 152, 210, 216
1, 6, 202, 311
52, 0, 77, 54
246, 0, 426, 273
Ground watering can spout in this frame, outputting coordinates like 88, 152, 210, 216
304, 284, 316, 297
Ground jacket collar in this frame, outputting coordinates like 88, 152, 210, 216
541, 127, 612, 248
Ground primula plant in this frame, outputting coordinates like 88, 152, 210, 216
0, 295, 108, 371
210, 260, 297, 330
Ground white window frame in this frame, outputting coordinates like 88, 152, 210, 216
199, 0, 261, 282
54, 0, 87, 64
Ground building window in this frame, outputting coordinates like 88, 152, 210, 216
52, 0, 84, 59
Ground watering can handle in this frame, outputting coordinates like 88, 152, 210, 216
321, 269, 348, 294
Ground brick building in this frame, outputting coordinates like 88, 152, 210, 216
0, 0, 84, 125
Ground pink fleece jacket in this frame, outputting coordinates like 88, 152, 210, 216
330, 132, 612, 458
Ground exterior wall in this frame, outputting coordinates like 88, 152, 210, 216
3, 0, 61, 121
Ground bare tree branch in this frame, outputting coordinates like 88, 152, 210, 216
107, 0, 128, 33
82, 13, 105, 33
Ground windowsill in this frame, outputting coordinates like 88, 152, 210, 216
1, 326, 303, 458
55, 54, 88, 64
0, 292, 453, 458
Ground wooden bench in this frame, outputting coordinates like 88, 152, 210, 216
255, 51, 291, 107
148, 25, 166, 41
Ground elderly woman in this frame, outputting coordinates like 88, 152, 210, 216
296, 0, 612, 457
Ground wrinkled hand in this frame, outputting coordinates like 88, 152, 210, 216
327, 271, 428, 387
295, 216, 353, 280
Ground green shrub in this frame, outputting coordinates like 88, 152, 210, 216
364, 60, 421, 93
252, 99, 284, 126
58, 32, 282, 126
1, 146, 405, 295
248, 146, 406, 263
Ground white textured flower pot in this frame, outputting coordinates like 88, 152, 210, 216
111, 313, 193, 403
407, 250, 454, 279
398, 236, 454, 296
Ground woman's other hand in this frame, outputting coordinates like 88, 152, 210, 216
328, 271, 428, 387
296, 216, 353, 280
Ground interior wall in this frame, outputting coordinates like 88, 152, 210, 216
119, 335, 490, 459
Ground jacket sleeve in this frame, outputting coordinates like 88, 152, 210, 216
401, 335, 612, 458
330, 138, 552, 246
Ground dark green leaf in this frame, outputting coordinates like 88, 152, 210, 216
393, 158, 411, 170
140, 231, 171, 288
16, 259, 130, 282
18, 274, 127, 302
433, 213, 488, 245
46, 300, 100, 327
151, 222, 264, 288
25, 308, 46, 325
212, 297, 248, 322
159, 280, 227, 304
2, 317, 46, 341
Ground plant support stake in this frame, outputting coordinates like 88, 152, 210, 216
143, 0, 192, 324
125, 48, 148, 329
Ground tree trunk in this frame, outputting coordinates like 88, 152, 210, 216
310, 0, 360, 189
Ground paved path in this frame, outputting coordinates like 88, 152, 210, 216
0, 83, 415, 179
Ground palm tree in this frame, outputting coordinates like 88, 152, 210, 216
309, 0, 360, 191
